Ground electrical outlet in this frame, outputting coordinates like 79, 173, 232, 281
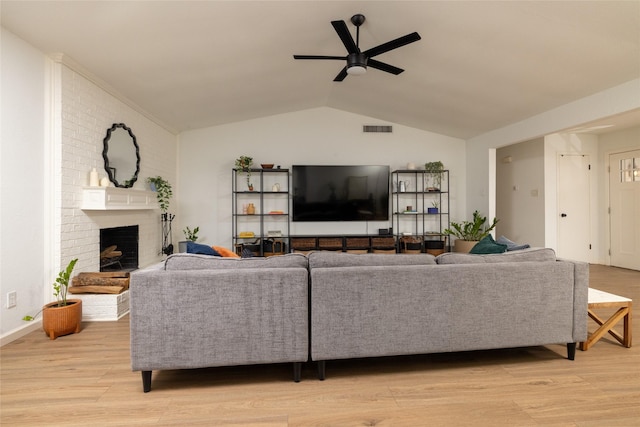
7, 291, 17, 309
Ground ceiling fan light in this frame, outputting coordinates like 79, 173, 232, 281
347, 65, 367, 75
346, 52, 368, 76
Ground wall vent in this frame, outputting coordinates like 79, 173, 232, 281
363, 125, 392, 133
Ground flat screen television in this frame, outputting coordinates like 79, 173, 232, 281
292, 165, 390, 222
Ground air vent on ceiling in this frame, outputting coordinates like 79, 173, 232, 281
363, 125, 393, 133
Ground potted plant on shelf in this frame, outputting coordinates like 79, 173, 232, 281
427, 201, 439, 214
235, 155, 254, 191
443, 210, 499, 253
424, 161, 444, 192
146, 176, 174, 255
23, 258, 82, 340
179, 226, 199, 252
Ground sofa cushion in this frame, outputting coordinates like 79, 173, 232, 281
308, 251, 436, 269
186, 241, 221, 256
469, 235, 507, 254
164, 252, 308, 270
436, 247, 556, 264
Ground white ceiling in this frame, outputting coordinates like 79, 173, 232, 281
2, 1, 639, 139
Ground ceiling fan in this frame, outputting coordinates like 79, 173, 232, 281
293, 14, 421, 82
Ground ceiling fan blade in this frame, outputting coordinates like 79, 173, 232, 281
333, 67, 348, 82
293, 55, 346, 60
367, 59, 404, 75
331, 20, 358, 54
363, 32, 421, 58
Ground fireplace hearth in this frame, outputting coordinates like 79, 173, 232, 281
100, 225, 139, 272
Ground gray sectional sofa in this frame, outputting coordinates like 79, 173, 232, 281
130, 248, 588, 391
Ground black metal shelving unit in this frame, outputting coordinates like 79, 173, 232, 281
392, 169, 450, 253
232, 168, 290, 256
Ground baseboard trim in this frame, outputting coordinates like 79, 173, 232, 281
0, 320, 42, 347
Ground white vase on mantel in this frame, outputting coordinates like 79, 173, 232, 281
89, 168, 99, 187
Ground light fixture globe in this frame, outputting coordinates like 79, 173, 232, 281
346, 53, 367, 75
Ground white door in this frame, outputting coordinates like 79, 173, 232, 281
609, 150, 640, 270
557, 154, 591, 262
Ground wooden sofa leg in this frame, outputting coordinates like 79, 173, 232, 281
317, 361, 326, 381
142, 370, 152, 392
293, 362, 302, 382
567, 342, 576, 360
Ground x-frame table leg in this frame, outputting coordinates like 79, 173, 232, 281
581, 305, 632, 350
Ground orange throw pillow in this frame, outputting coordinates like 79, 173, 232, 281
212, 246, 240, 258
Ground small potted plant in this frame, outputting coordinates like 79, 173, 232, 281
443, 210, 499, 252
424, 161, 444, 191
427, 201, 439, 214
179, 226, 199, 252
24, 258, 82, 340
235, 155, 254, 191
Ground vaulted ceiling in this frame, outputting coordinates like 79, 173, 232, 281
2, 1, 639, 138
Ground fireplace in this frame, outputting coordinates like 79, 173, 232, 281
100, 225, 139, 272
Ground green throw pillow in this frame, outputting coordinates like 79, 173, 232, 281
470, 235, 507, 254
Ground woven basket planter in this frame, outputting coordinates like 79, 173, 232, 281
42, 299, 82, 340
453, 239, 478, 253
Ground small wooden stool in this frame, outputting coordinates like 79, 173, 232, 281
580, 288, 632, 351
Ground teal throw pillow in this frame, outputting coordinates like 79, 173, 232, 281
470, 235, 507, 254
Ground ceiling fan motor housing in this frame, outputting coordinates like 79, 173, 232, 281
347, 53, 368, 74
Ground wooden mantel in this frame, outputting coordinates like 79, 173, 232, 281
81, 187, 158, 210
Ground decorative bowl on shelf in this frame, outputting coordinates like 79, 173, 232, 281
261, 163, 274, 169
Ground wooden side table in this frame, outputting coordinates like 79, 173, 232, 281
580, 288, 632, 351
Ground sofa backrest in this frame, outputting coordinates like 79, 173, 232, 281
435, 247, 556, 264
164, 253, 308, 270
307, 251, 436, 268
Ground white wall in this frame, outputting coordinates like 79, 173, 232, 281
177, 107, 466, 248
496, 138, 545, 247
0, 28, 47, 339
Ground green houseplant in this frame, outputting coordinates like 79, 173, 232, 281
146, 176, 174, 255
183, 226, 199, 242
235, 155, 254, 191
146, 176, 173, 212
424, 161, 444, 191
24, 258, 83, 340
178, 226, 200, 253
444, 210, 499, 252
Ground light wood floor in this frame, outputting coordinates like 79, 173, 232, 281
2, 265, 639, 426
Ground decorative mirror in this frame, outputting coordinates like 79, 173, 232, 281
102, 123, 140, 188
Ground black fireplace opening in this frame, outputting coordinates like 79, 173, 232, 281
100, 225, 139, 272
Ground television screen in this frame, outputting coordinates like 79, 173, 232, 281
292, 165, 390, 222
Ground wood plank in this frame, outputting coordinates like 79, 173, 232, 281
76, 272, 130, 278
72, 276, 129, 288
68, 285, 124, 294
72, 272, 130, 289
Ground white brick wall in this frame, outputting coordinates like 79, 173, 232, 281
59, 65, 177, 272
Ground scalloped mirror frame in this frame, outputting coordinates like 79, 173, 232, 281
102, 123, 141, 188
